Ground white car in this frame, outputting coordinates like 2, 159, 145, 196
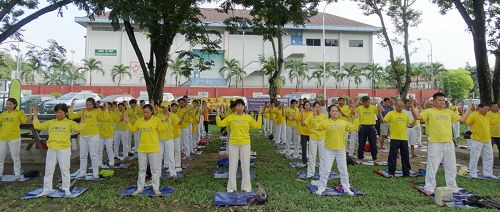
43, 92, 101, 113
137, 93, 175, 104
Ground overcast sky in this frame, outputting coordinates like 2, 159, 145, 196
1, 1, 495, 69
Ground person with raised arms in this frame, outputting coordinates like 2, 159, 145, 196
302, 101, 328, 178
97, 102, 114, 167
285, 99, 299, 157
0, 98, 27, 180
297, 101, 314, 166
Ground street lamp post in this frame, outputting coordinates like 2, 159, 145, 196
417, 37, 433, 89
322, 3, 328, 101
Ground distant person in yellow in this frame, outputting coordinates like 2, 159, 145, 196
216, 99, 262, 192
311, 105, 359, 195
487, 103, 500, 160
449, 99, 461, 141
113, 102, 131, 158
0, 98, 27, 180
356, 96, 382, 162
124, 104, 167, 196
337, 97, 357, 157
414, 92, 472, 196
177, 98, 192, 158
273, 101, 286, 145
158, 102, 178, 179
302, 102, 328, 178
169, 102, 183, 172
128, 99, 143, 153
31, 104, 82, 197
465, 103, 499, 179
262, 102, 271, 135
298, 101, 313, 166
98, 102, 114, 167
285, 99, 299, 157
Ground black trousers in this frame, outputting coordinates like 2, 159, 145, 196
204, 121, 209, 134
358, 125, 378, 160
388, 139, 411, 176
301, 135, 310, 164
493, 137, 500, 160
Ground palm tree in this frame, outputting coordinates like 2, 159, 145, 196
426, 62, 446, 89
169, 58, 183, 86
66, 68, 85, 86
50, 59, 73, 83
219, 59, 241, 88
275, 75, 286, 89
316, 62, 336, 89
363, 64, 383, 89
20, 66, 35, 85
286, 60, 308, 89
308, 70, 324, 89
44, 70, 63, 85
80, 57, 104, 86
330, 69, 346, 89
411, 64, 427, 89
232, 67, 247, 88
111, 64, 132, 86
343, 64, 362, 89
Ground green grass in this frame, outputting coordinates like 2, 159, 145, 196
0, 125, 499, 211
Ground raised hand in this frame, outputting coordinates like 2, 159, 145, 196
123, 115, 129, 122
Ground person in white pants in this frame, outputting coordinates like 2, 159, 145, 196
125, 104, 166, 196
303, 102, 328, 178
98, 103, 114, 167
274, 102, 286, 145
338, 97, 357, 157
0, 98, 27, 180
69, 98, 108, 179
177, 99, 192, 158
414, 93, 472, 195
32, 104, 81, 197
262, 105, 269, 135
285, 100, 299, 155
403, 100, 419, 158
312, 105, 359, 195
158, 103, 178, 178
170, 103, 183, 172
346, 132, 358, 157
113, 103, 130, 158
216, 99, 262, 192
465, 104, 498, 179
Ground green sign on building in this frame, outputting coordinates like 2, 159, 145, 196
95, 49, 117, 56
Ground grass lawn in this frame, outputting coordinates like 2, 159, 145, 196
0, 125, 499, 211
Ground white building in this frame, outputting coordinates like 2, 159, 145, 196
75, 8, 380, 88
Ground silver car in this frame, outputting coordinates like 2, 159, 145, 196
43, 92, 101, 114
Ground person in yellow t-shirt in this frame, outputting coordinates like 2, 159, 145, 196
169, 102, 183, 172
414, 92, 472, 195
382, 100, 414, 177
337, 97, 357, 157
273, 101, 286, 145
303, 101, 328, 178
190, 100, 201, 154
487, 103, 500, 161
0, 98, 27, 180
355, 96, 382, 161
262, 102, 271, 135
69, 97, 108, 179
285, 99, 300, 157
311, 105, 359, 196
402, 100, 421, 158
112, 102, 131, 158
97, 102, 114, 168
128, 99, 143, 152
449, 99, 461, 141
31, 104, 81, 197
177, 98, 193, 158
465, 103, 499, 179
158, 101, 178, 178
297, 101, 313, 165
124, 104, 167, 196
215, 99, 262, 193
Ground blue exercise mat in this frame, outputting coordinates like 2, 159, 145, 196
118, 186, 174, 197
213, 192, 256, 206
457, 173, 499, 181
373, 169, 423, 178
297, 170, 339, 180
214, 170, 256, 179
160, 172, 184, 179
290, 162, 306, 168
216, 158, 256, 168
19, 187, 87, 200
1, 175, 33, 182
414, 185, 475, 208
307, 185, 363, 196
69, 172, 104, 181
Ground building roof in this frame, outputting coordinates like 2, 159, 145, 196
76, 8, 380, 32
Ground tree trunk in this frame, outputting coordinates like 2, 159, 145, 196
118, 75, 121, 86
401, 2, 412, 100
268, 27, 284, 103
348, 80, 350, 89
89, 71, 92, 86
493, 48, 500, 104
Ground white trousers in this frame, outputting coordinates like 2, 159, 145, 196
317, 149, 350, 193
43, 148, 71, 192
174, 137, 181, 168
424, 142, 459, 193
98, 138, 114, 166
188, 124, 193, 151
191, 124, 199, 151
275, 124, 286, 144
228, 144, 251, 192
407, 127, 418, 146
347, 132, 358, 156
452, 122, 460, 139
79, 135, 100, 178
114, 131, 129, 158
130, 131, 140, 151
307, 139, 325, 177
468, 140, 494, 177
263, 118, 268, 134
181, 128, 191, 156
160, 140, 176, 177
286, 126, 296, 152
0, 139, 22, 176
414, 125, 422, 146
137, 152, 161, 191
267, 120, 273, 135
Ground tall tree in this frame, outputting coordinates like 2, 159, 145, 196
411, 64, 427, 89
330, 69, 346, 89
343, 64, 363, 89
257, 55, 276, 87
219, 59, 241, 88
111, 64, 131, 86
363, 63, 383, 89
169, 58, 183, 87
426, 62, 446, 89
231, 64, 247, 88
439, 69, 474, 101
308, 70, 324, 89
286, 60, 308, 89
65, 67, 85, 86
93, 0, 220, 104
221, 0, 321, 102
384, 58, 406, 89
80, 57, 103, 86
433, 0, 498, 103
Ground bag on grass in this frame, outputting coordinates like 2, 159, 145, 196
463, 131, 472, 139
23, 170, 40, 178
346, 154, 356, 165
364, 143, 371, 152
99, 170, 115, 178
465, 196, 500, 209
247, 183, 268, 205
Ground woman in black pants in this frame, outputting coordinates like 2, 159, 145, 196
298, 101, 313, 165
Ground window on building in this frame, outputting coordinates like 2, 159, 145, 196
349, 40, 364, 47
92, 26, 115, 31
325, 39, 339, 47
291, 34, 303, 45
306, 39, 321, 46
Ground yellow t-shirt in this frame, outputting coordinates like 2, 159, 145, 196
0, 110, 27, 141
98, 110, 113, 139
69, 108, 105, 136
177, 107, 190, 129
420, 108, 461, 142
383, 111, 412, 141
466, 111, 497, 142
286, 107, 299, 127
449, 105, 459, 114
33, 118, 80, 150
128, 116, 166, 153
356, 105, 378, 125
216, 114, 262, 145
274, 108, 285, 124
320, 118, 359, 150
158, 113, 175, 141
112, 110, 128, 131
170, 113, 181, 138
263, 108, 270, 119
306, 113, 328, 140
339, 105, 353, 122
296, 111, 313, 136
486, 111, 500, 138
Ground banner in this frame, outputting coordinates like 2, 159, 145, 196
189, 97, 242, 109
8, 80, 21, 110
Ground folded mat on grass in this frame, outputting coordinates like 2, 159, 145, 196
69, 172, 104, 181
19, 187, 87, 200
216, 158, 256, 168
457, 172, 499, 181
297, 170, 339, 180
1, 175, 33, 182
97, 163, 131, 169
290, 162, 306, 168
214, 192, 266, 206
413, 185, 475, 208
361, 161, 388, 166
372, 169, 424, 178
117, 186, 174, 197
307, 185, 363, 196
160, 172, 184, 179
214, 170, 256, 179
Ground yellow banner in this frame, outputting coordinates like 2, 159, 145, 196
8, 80, 21, 110
190, 97, 241, 109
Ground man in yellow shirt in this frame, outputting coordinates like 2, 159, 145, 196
262, 102, 271, 135
465, 103, 498, 179
338, 97, 357, 157
169, 102, 183, 172
414, 92, 472, 195
177, 98, 192, 158
487, 103, 500, 161
128, 99, 142, 153
356, 96, 381, 161
449, 99, 461, 141
286, 99, 299, 157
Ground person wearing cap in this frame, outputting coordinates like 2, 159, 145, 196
356, 96, 382, 162
216, 99, 262, 192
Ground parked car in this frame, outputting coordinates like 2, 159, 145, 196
101, 95, 134, 103
43, 92, 101, 114
283, 93, 317, 101
137, 93, 175, 104
20, 95, 55, 114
